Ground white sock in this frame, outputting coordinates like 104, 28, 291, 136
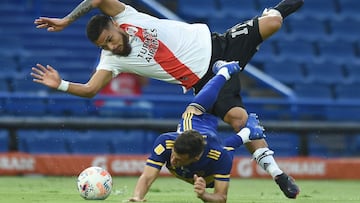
253, 147, 283, 178
237, 127, 250, 143
217, 68, 231, 80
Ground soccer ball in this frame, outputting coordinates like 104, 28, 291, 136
77, 166, 113, 200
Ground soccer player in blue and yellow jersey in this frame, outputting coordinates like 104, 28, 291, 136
128, 61, 266, 202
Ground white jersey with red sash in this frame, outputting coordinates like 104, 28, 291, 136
96, 5, 212, 91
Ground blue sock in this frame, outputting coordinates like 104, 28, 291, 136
224, 134, 244, 148
191, 75, 227, 111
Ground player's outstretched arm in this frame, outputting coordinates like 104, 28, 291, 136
34, 0, 125, 32
31, 64, 113, 98
129, 166, 160, 202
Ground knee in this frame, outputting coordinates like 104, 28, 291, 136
259, 15, 283, 40
223, 107, 248, 132
266, 15, 283, 32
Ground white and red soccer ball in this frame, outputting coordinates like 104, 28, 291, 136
77, 166, 113, 200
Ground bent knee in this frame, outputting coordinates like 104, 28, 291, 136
259, 15, 283, 40
223, 107, 248, 131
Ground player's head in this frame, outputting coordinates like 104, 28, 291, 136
86, 14, 131, 56
170, 130, 205, 167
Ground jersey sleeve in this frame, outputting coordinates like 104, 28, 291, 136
146, 133, 174, 170
96, 50, 122, 78
212, 152, 232, 182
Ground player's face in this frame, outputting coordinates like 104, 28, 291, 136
95, 24, 132, 56
170, 150, 197, 167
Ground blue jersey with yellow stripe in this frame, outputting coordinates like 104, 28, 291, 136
146, 112, 232, 188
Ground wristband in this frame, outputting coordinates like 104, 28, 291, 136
57, 80, 69, 92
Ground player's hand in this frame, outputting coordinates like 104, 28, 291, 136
127, 197, 147, 202
193, 174, 206, 198
31, 64, 62, 89
34, 17, 70, 32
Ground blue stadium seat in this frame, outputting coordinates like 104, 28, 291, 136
17, 55, 59, 72
334, 83, 360, 100
23, 134, 69, 154
337, 0, 360, 19
292, 83, 333, 119
344, 63, 360, 84
0, 130, 9, 152
96, 100, 153, 118
142, 79, 183, 95
0, 77, 9, 92
290, 0, 337, 20
207, 16, 242, 33
251, 40, 277, 63
349, 134, 360, 156
110, 130, 147, 154
265, 132, 300, 156
325, 105, 360, 121
176, 0, 219, 22
10, 76, 49, 93
0, 56, 19, 78
287, 17, 330, 41
262, 60, 305, 85
317, 41, 357, 63
5, 97, 47, 116
67, 135, 111, 154
218, 0, 258, 19
17, 130, 45, 153
293, 83, 333, 99
276, 39, 316, 62
304, 61, 345, 85
257, 0, 283, 10
329, 18, 360, 42
308, 133, 351, 157
0, 36, 27, 59
47, 97, 97, 116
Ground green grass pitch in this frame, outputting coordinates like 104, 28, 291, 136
0, 176, 359, 203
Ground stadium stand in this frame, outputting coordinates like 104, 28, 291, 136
303, 61, 345, 85
337, 0, 360, 19
0, 130, 9, 152
176, 0, 218, 22
262, 60, 305, 86
67, 134, 112, 154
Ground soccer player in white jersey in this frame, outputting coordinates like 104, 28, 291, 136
31, 0, 303, 198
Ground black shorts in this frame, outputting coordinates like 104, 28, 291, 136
193, 17, 263, 119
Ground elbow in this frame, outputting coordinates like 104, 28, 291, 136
82, 85, 99, 98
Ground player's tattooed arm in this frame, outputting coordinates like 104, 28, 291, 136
65, 0, 93, 24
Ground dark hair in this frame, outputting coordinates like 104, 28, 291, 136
174, 130, 205, 159
86, 14, 113, 42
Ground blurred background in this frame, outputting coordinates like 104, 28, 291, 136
0, 0, 360, 178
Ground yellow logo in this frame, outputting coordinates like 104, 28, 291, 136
154, 144, 165, 155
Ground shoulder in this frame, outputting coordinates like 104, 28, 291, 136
154, 132, 177, 148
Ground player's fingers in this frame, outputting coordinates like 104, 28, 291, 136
46, 65, 56, 72
36, 24, 49, 29
36, 64, 48, 72
30, 72, 42, 80
32, 78, 43, 84
31, 67, 44, 75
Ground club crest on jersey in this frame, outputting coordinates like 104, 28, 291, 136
125, 26, 139, 36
